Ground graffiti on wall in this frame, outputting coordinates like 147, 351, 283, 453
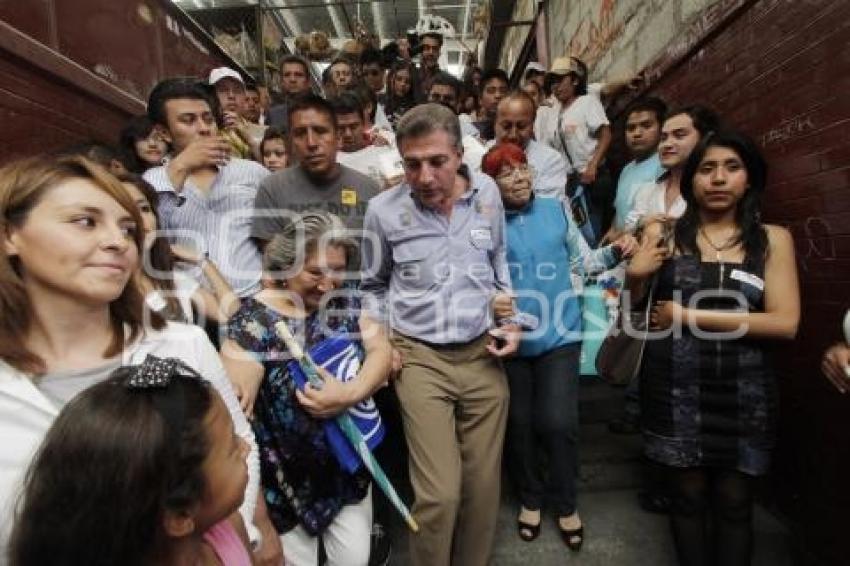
642, 0, 747, 85
566, 0, 623, 65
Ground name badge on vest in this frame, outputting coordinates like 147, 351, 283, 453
470, 227, 493, 250
730, 269, 764, 291
341, 188, 357, 206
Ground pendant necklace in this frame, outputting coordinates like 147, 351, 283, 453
699, 226, 738, 284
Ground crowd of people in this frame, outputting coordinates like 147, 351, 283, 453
3, 26, 841, 566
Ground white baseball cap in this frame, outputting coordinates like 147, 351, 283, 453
208, 67, 244, 86
524, 62, 546, 74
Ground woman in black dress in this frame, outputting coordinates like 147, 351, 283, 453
625, 130, 800, 566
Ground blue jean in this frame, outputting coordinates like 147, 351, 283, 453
504, 343, 581, 516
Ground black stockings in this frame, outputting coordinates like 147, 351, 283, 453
667, 467, 754, 566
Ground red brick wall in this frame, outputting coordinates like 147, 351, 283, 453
0, 0, 236, 161
639, 0, 850, 561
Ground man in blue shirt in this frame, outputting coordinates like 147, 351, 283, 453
361, 103, 519, 566
604, 96, 667, 241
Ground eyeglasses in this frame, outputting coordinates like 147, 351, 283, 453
495, 165, 534, 182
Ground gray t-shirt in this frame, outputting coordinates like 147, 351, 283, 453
252, 164, 380, 240
36, 358, 122, 406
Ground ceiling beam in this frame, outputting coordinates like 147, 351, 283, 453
483, 0, 516, 68
461, 0, 472, 40
324, 0, 348, 40
371, 1, 387, 44
265, 0, 302, 36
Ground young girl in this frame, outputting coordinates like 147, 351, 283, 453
260, 127, 288, 172
118, 173, 238, 323
9, 356, 253, 566
627, 130, 799, 566
119, 115, 168, 173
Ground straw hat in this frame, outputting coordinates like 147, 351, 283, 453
548, 56, 585, 77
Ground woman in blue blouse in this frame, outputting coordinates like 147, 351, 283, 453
221, 211, 392, 566
483, 143, 636, 551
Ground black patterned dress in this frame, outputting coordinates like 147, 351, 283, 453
641, 253, 777, 476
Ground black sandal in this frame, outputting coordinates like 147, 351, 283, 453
517, 509, 541, 542
558, 518, 584, 551
517, 518, 541, 542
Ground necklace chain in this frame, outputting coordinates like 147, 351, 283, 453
699, 226, 738, 253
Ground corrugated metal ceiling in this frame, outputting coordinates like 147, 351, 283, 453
171, 0, 482, 45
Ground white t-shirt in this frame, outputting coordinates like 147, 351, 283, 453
534, 94, 609, 173
374, 102, 392, 132
337, 145, 404, 191
624, 179, 687, 232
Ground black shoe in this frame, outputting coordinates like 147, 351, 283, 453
368, 522, 392, 566
637, 490, 671, 514
517, 519, 541, 542
558, 518, 584, 552
608, 418, 640, 435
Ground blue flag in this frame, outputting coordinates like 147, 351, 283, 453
288, 335, 385, 473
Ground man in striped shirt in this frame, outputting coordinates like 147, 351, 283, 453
143, 79, 269, 298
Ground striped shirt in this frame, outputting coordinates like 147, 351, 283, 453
143, 158, 269, 297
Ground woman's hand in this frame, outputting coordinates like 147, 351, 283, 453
492, 291, 516, 320
580, 162, 598, 186
296, 367, 355, 419
486, 324, 521, 358
170, 244, 203, 264
822, 342, 850, 394
611, 234, 639, 259
626, 232, 669, 279
231, 370, 263, 418
390, 348, 402, 379
650, 300, 684, 331
251, 500, 284, 566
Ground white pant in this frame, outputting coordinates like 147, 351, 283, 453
280, 488, 372, 566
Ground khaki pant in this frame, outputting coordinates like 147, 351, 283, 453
392, 333, 509, 566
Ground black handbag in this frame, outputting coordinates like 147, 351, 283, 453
595, 277, 656, 386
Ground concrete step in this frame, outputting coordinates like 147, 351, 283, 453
579, 422, 644, 492
578, 377, 626, 425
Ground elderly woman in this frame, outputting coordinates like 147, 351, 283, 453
482, 143, 636, 551
222, 211, 392, 566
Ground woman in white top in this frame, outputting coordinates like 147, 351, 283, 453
119, 173, 238, 324
534, 56, 612, 241
625, 106, 721, 232
0, 156, 277, 560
